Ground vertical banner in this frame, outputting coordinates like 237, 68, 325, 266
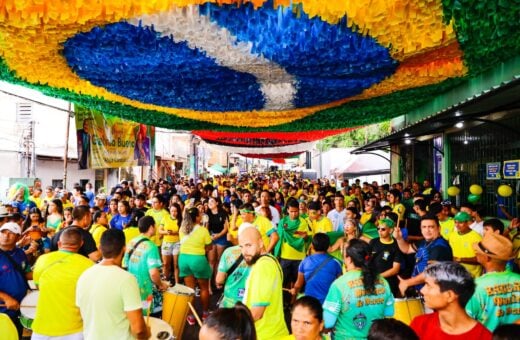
75, 106, 155, 169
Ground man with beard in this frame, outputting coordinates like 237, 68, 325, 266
240, 227, 288, 340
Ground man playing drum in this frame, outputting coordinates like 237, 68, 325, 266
76, 229, 149, 339
0, 222, 32, 337
393, 215, 452, 296
31, 227, 93, 339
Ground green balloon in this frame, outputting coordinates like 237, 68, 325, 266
468, 194, 481, 203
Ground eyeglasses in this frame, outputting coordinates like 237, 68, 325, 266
377, 227, 387, 231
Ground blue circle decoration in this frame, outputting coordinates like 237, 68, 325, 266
63, 0, 398, 112
64, 22, 265, 112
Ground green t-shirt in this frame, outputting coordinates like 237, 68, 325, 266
217, 245, 250, 308
123, 235, 162, 312
323, 270, 394, 339
466, 271, 520, 331
243, 255, 288, 340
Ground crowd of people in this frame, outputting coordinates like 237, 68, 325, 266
1, 174, 520, 339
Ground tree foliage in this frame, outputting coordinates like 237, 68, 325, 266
317, 121, 391, 151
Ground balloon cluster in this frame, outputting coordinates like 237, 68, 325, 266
447, 183, 514, 202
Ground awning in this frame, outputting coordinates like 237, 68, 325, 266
341, 152, 390, 178
352, 73, 520, 154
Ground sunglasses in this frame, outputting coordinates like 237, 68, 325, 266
377, 227, 387, 231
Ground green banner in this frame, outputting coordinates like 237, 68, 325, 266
75, 106, 155, 169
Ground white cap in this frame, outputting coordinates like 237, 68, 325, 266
0, 222, 21, 235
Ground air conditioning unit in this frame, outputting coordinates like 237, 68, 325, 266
16, 102, 33, 123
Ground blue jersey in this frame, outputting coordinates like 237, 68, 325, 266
0, 248, 30, 318
413, 237, 452, 290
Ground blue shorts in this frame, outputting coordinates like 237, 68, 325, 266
212, 234, 229, 247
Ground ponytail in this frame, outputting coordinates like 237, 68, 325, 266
180, 207, 199, 235
345, 239, 377, 294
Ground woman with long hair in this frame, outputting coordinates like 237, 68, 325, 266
323, 239, 394, 339
328, 218, 360, 261
109, 200, 132, 230
206, 197, 229, 288
178, 207, 213, 325
159, 202, 183, 284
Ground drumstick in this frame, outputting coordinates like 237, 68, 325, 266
187, 302, 202, 327
145, 295, 153, 327
0, 304, 36, 307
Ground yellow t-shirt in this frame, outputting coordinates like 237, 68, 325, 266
0, 314, 18, 340
32, 250, 94, 336
440, 218, 455, 240
161, 216, 180, 243
391, 203, 406, 222
244, 255, 288, 340
62, 200, 74, 210
448, 230, 483, 278
360, 212, 372, 226
180, 225, 212, 255
123, 227, 140, 246
311, 216, 333, 234
231, 215, 275, 250
281, 217, 312, 260
89, 224, 107, 248
30, 196, 42, 210
145, 208, 170, 246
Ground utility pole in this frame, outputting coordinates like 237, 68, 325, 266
63, 103, 72, 189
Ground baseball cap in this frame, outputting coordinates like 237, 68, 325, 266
0, 222, 21, 235
454, 211, 472, 222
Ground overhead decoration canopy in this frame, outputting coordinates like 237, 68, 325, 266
0, 0, 519, 154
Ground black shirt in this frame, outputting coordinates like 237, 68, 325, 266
50, 225, 97, 258
207, 210, 228, 234
370, 237, 403, 297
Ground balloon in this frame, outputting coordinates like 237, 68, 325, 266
447, 186, 460, 196
468, 194, 481, 203
498, 185, 513, 197
469, 184, 483, 195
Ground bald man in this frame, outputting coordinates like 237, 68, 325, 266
32, 227, 94, 339
240, 227, 288, 340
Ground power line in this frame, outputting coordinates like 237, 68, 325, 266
0, 88, 73, 115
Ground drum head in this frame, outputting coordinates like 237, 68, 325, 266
167, 284, 195, 296
149, 317, 173, 340
20, 291, 39, 319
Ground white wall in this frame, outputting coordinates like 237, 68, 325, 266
0, 81, 95, 189
36, 158, 95, 189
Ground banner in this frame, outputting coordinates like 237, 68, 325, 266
75, 106, 155, 169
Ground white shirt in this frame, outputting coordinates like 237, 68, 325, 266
255, 205, 280, 228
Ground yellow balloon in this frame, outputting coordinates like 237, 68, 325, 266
498, 185, 513, 197
469, 184, 483, 195
447, 186, 460, 196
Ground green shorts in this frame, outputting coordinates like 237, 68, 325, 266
178, 254, 212, 279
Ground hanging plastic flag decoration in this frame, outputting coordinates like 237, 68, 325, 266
0, 0, 519, 143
